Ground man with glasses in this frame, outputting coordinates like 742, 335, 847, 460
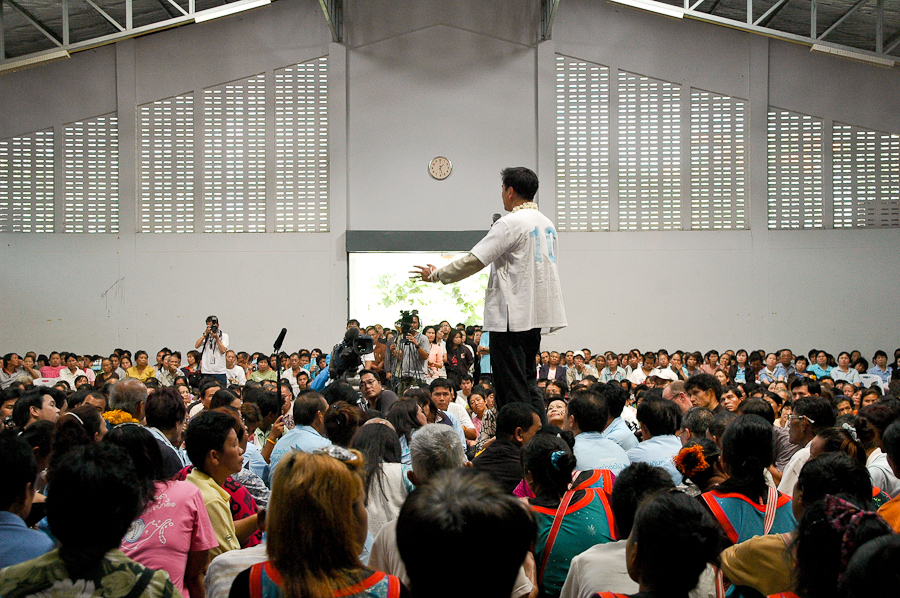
359, 369, 399, 414
777, 396, 837, 495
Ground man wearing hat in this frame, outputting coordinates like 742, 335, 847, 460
567, 351, 598, 386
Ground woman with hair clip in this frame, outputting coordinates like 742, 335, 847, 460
386, 399, 427, 465
229, 446, 406, 598
674, 438, 726, 496
524, 433, 616, 598
770, 494, 894, 598
809, 423, 893, 508
48, 405, 107, 476
700, 415, 796, 598
593, 491, 728, 598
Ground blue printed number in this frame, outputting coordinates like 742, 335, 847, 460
545, 227, 557, 263
529, 226, 558, 264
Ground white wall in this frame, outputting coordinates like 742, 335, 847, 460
0, 0, 898, 359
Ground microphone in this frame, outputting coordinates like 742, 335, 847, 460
492, 213, 501, 224
273, 328, 287, 352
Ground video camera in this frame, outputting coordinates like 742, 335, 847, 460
397, 309, 418, 337
329, 327, 375, 380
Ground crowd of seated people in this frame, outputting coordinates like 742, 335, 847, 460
1, 328, 900, 598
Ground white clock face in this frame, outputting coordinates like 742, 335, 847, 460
429, 157, 452, 180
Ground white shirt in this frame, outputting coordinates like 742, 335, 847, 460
200, 331, 229, 375
627, 368, 649, 385
470, 207, 566, 333
778, 444, 811, 496
446, 401, 475, 431
205, 543, 268, 598
225, 365, 246, 386
867, 448, 900, 497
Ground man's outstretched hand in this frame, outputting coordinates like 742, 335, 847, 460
410, 264, 438, 282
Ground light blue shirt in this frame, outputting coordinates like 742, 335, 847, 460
479, 331, 491, 374
269, 425, 332, 477
242, 440, 271, 486
869, 365, 893, 384
573, 431, 630, 476
599, 367, 626, 383
601, 417, 638, 452
0, 511, 55, 568
808, 364, 832, 379
147, 426, 190, 467
830, 367, 861, 385
626, 435, 683, 485
438, 410, 465, 444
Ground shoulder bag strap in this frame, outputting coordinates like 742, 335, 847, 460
538, 490, 576, 587
763, 485, 778, 535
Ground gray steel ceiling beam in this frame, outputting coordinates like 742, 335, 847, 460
885, 31, 900, 55
876, 0, 883, 52
84, 0, 125, 32
6, 0, 63, 46
542, 0, 562, 40
318, 0, 342, 42
817, 0, 868, 41
755, 0, 792, 28
0, 1, 5, 59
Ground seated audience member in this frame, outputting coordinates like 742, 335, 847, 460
876, 420, 900, 530
351, 421, 407, 538
189, 379, 224, 418
684, 373, 725, 413
248, 388, 284, 447
806, 424, 891, 506
857, 401, 900, 498
673, 438, 725, 495
546, 398, 567, 429
48, 407, 107, 482
370, 424, 536, 598
566, 389, 630, 475
209, 388, 241, 411
386, 399, 427, 465
738, 397, 799, 473
600, 384, 638, 452
626, 397, 683, 485
721, 451, 873, 597
214, 407, 270, 520
228, 445, 403, 598
525, 433, 616, 598
106, 424, 218, 598
430, 378, 476, 441
109, 378, 149, 422
0, 431, 55, 568
841, 535, 900, 598
145, 386, 190, 475
678, 406, 713, 446
473, 403, 542, 494
662, 380, 693, 415
701, 416, 797, 598
324, 400, 362, 448
592, 491, 727, 598
12, 386, 62, 429
398, 468, 535, 598
269, 392, 332, 472
778, 396, 837, 495
561, 463, 675, 598
204, 513, 267, 598
359, 369, 399, 414
788, 493, 893, 598
185, 410, 252, 559
0, 443, 179, 598
126, 350, 157, 383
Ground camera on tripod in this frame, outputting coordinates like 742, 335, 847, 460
397, 309, 418, 338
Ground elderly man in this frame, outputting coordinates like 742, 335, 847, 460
566, 351, 598, 386
369, 424, 536, 598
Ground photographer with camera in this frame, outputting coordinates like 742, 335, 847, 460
389, 311, 430, 396
194, 315, 229, 385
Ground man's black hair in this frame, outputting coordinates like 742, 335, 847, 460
793, 396, 837, 432
636, 397, 682, 437
209, 389, 238, 411
610, 462, 675, 538
496, 403, 539, 440
600, 383, 626, 418
145, 388, 187, 431
429, 378, 454, 394
567, 389, 609, 433
682, 407, 714, 437
255, 390, 283, 420
293, 392, 327, 426
199, 378, 224, 398
790, 377, 821, 395
185, 410, 239, 472
500, 167, 539, 200
684, 374, 722, 401
738, 397, 776, 425
0, 431, 38, 510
